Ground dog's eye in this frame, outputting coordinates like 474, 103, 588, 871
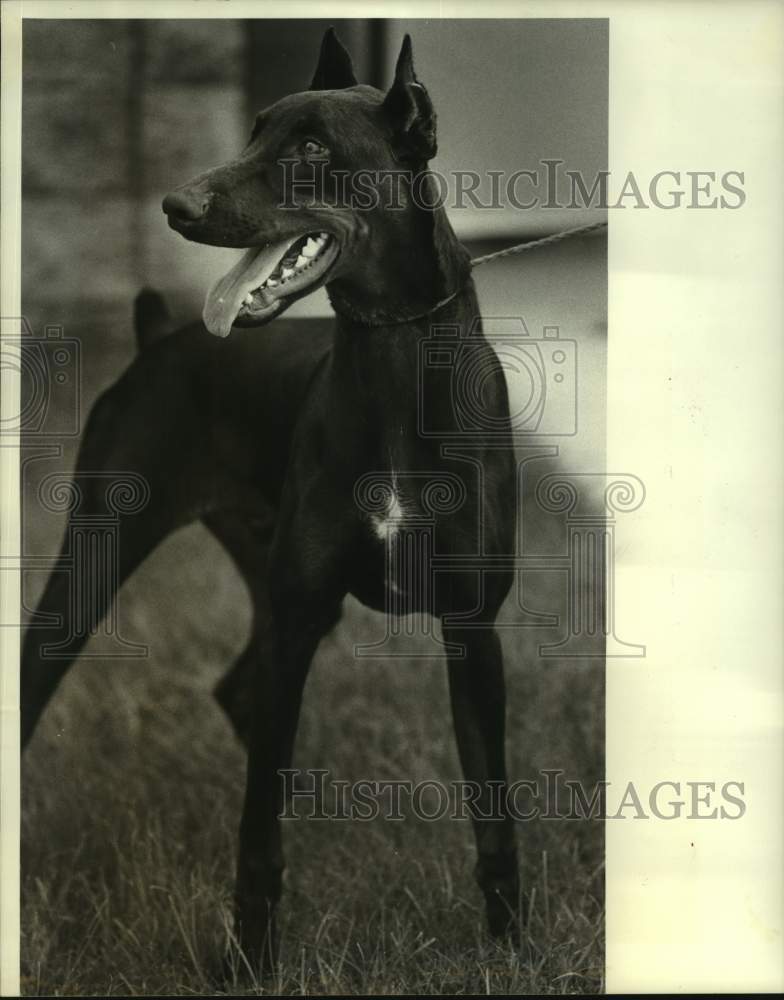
301, 139, 327, 157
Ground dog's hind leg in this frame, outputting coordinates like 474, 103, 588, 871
203, 510, 276, 747
21, 358, 211, 748
21, 479, 187, 748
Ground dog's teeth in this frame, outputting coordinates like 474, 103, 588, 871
267, 278, 278, 287
303, 239, 318, 257
243, 293, 253, 305
281, 267, 294, 279
295, 254, 307, 268
319, 232, 328, 240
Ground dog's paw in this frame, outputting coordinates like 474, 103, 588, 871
484, 884, 525, 941
213, 948, 275, 992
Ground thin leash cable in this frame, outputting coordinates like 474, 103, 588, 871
367, 220, 608, 326
468, 219, 608, 268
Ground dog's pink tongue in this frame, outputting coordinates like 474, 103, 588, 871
202, 239, 290, 338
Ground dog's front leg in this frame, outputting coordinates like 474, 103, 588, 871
443, 624, 521, 938
232, 588, 341, 976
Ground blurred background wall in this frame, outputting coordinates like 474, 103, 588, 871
22, 16, 607, 477
22, 18, 607, 327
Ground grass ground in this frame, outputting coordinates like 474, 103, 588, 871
21, 525, 604, 995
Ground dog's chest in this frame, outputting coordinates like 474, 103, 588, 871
354, 463, 469, 545
368, 473, 408, 540
351, 470, 425, 613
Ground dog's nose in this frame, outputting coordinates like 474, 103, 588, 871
162, 188, 209, 223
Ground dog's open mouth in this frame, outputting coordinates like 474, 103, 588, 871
203, 232, 339, 337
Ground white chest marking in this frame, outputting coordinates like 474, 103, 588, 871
371, 479, 407, 540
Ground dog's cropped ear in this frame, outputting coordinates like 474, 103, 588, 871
382, 35, 437, 163
310, 27, 358, 90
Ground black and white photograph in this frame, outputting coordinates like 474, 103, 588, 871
1, 2, 782, 996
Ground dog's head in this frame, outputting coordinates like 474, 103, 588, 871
162, 29, 438, 337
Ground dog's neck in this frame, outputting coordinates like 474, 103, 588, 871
325, 199, 480, 464
326, 199, 473, 328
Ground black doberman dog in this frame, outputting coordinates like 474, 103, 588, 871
22, 30, 520, 972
